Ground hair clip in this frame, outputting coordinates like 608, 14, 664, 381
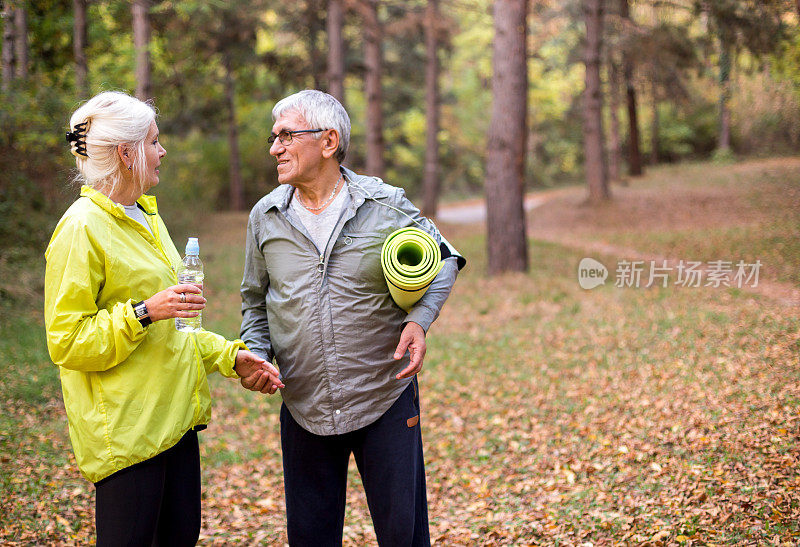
66, 121, 89, 157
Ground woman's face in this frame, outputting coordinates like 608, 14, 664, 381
142, 121, 166, 190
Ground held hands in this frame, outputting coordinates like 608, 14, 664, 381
236, 350, 284, 395
144, 284, 205, 323
393, 321, 427, 379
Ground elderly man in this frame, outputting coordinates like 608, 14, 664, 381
239, 90, 464, 546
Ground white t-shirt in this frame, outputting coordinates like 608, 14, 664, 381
290, 183, 350, 253
122, 203, 153, 234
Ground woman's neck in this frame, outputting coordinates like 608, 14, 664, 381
99, 180, 141, 206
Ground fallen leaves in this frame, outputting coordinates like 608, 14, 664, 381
3, 161, 800, 545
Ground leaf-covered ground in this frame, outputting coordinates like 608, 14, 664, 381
1, 159, 799, 545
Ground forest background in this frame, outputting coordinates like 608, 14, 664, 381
1, 0, 800, 544
2, 0, 800, 273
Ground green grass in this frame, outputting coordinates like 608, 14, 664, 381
0, 307, 57, 405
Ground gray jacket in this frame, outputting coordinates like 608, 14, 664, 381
240, 167, 463, 435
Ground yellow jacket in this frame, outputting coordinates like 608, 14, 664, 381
44, 186, 244, 483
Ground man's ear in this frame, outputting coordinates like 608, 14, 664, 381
321, 129, 340, 160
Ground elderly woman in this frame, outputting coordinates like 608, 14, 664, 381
44, 91, 282, 546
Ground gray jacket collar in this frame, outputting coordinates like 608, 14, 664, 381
260, 166, 391, 214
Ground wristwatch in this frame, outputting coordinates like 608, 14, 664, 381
132, 300, 152, 327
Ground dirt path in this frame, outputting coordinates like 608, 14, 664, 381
535, 233, 800, 307
437, 159, 800, 307
436, 186, 577, 224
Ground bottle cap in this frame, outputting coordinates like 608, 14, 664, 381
185, 237, 199, 255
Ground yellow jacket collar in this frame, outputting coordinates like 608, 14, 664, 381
80, 185, 159, 217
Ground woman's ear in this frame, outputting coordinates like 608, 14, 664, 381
117, 143, 129, 164
321, 129, 340, 160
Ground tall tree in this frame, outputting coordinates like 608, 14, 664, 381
625, 12, 697, 164
422, 0, 440, 217
273, 2, 334, 91
304, 1, 326, 89
327, 0, 345, 104
73, 0, 88, 98
650, 68, 660, 164
2, 3, 14, 91
13, 3, 27, 80
607, 58, 623, 182
583, 0, 610, 202
362, 0, 385, 178
696, 0, 784, 154
717, 44, 731, 151
132, 0, 151, 100
157, 2, 267, 209
485, 0, 528, 275
648, 2, 660, 165
619, 0, 643, 176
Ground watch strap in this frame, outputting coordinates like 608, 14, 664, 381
132, 300, 152, 327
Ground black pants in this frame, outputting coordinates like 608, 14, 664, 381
94, 429, 201, 547
280, 379, 430, 547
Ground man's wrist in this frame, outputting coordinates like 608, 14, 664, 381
132, 300, 152, 327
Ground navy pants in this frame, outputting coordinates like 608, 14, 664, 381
94, 429, 201, 547
280, 379, 430, 547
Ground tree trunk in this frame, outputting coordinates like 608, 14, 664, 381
2, 4, 15, 92
620, 0, 643, 177
650, 72, 659, 164
422, 0, 440, 217
625, 71, 643, 175
73, 0, 88, 98
223, 55, 244, 211
306, 2, 324, 90
132, 0, 152, 100
363, 0, 384, 178
485, 0, 529, 275
718, 44, 732, 151
13, 5, 26, 80
326, 0, 345, 105
583, 0, 610, 203
608, 59, 622, 182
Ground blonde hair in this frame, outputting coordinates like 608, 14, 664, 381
68, 91, 156, 197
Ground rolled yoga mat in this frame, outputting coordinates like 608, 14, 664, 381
381, 227, 444, 311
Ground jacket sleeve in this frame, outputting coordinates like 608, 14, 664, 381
194, 331, 247, 378
240, 213, 274, 361
44, 216, 147, 371
390, 188, 465, 332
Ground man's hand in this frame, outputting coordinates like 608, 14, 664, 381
235, 350, 284, 394
393, 322, 426, 379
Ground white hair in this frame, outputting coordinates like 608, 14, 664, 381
272, 90, 350, 164
68, 91, 156, 197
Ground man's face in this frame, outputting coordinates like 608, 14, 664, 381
269, 109, 324, 186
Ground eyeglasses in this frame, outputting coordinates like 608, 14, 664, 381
267, 129, 324, 146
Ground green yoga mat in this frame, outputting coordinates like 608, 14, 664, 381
381, 227, 444, 311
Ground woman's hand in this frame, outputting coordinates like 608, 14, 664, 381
235, 350, 284, 395
144, 284, 205, 322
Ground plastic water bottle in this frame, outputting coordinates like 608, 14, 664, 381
176, 237, 204, 332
